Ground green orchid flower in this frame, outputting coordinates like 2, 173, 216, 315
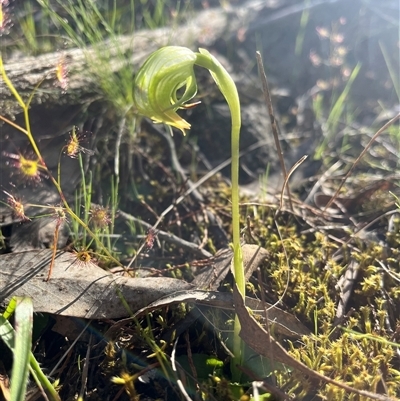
134, 46, 198, 134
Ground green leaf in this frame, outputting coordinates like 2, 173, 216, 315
10, 297, 32, 401
0, 299, 61, 401
0, 315, 15, 350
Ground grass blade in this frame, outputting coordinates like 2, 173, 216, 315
316, 62, 361, 159
10, 298, 33, 401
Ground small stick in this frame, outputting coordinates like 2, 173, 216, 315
256, 51, 293, 211
279, 155, 308, 212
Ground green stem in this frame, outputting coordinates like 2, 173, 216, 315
195, 52, 244, 297
195, 51, 244, 382
0, 58, 26, 109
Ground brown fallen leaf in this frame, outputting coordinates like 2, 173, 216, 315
333, 258, 360, 334
104, 289, 310, 340
192, 244, 269, 290
0, 250, 192, 319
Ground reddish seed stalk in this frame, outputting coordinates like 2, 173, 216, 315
46, 221, 61, 282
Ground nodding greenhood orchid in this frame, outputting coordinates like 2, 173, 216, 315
134, 44, 243, 292
134, 45, 244, 379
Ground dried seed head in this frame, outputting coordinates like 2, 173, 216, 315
316, 26, 330, 39
53, 206, 67, 225
145, 228, 157, 250
0, 0, 12, 36
64, 127, 94, 159
3, 190, 29, 221
72, 249, 93, 268
55, 56, 68, 92
89, 205, 111, 228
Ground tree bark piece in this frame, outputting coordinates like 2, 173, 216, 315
0, 3, 257, 117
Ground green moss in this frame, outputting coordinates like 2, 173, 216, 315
241, 203, 400, 398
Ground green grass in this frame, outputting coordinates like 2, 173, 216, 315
315, 62, 361, 160
295, 0, 311, 56
0, 298, 61, 401
380, 41, 400, 102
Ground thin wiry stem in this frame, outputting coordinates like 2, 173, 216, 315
256, 51, 293, 211
324, 112, 400, 212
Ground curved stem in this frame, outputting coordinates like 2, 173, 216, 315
195, 51, 244, 297
195, 50, 244, 382
133, 45, 245, 379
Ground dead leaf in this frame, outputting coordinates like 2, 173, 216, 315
192, 244, 269, 290
333, 259, 360, 329
104, 289, 310, 340
0, 250, 192, 319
